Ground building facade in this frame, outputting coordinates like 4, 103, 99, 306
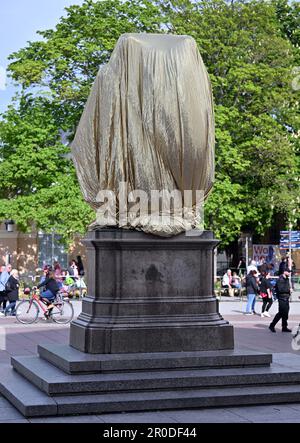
0, 222, 86, 278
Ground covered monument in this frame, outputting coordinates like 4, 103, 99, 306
72, 33, 215, 235
69, 33, 233, 354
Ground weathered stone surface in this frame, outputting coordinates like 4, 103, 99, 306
70, 229, 234, 353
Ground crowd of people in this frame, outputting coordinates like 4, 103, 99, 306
221, 254, 296, 332
0, 256, 85, 318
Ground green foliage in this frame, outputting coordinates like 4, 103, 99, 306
7, 0, 163, 130
1, 0, 299, 247
161, 0, 300, 244
0, 95, 94, 242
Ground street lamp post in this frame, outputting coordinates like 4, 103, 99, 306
245, 236, 249, 269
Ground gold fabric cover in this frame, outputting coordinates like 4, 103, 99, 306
72, 33, 215, 236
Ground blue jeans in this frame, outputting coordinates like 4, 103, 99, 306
246, 293, 256, 313
41, 290, 55, 301
4, 301, 16, 316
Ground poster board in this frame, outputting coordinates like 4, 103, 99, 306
252, 244, 281, 270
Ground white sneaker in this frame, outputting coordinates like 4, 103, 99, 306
264, 312, 271, 318
245, 312, 253, 315
261, 313, 265, 318
0, 312, 5, 317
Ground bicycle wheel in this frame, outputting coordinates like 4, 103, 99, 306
15, 300, 39, 324
51, 301, 74, 324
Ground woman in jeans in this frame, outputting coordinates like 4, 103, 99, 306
245, 269, 259, 315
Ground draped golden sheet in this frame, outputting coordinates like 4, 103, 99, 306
72, 33, 215, 236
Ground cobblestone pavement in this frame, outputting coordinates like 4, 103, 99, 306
0, 299, 300, 423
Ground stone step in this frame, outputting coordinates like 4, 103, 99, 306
0, 366, 57, 417
3, 364, 300, 417
11, 354, 300, 396
38, 344, 272, 374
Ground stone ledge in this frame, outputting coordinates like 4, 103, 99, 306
38, 344, 272, 374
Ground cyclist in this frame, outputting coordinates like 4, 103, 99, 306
35, 270, 60, 319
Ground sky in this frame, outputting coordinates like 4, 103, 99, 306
0, 0, 85, 113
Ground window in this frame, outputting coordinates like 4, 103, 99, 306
38, 233, 68, 269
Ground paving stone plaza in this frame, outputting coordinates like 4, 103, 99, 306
1, 298, 300, 423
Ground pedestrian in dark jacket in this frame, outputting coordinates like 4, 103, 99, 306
3, 269, 19, 316
245, 270, 259, 315
269, 270, 291, 333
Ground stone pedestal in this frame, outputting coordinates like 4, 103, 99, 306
70, 229, 233, 353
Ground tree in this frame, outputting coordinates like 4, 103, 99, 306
1, 0, 163, 243
159, 0, 300, 244
1, 0, 299, 246
0, 95, 94, 242
7, 0, 163, 131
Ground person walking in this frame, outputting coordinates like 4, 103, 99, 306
269, 269, 292, 333
245, 270, 259, 315
3, 269, 19, 317
0, 264, 12, 313
260, 271, 273, 318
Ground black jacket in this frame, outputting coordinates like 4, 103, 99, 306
279, 261, 288, 275
5, 276, 19, 302
275, 275, 291, 298
37, 277, 59, 296
259, 277, 272, 294
246, 274, 258, 294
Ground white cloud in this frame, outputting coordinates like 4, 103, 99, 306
0, 66, 7, 91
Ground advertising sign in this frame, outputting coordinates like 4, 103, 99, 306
252, 244, 278, 266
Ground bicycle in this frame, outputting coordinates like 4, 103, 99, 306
15, 288, 74, 325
